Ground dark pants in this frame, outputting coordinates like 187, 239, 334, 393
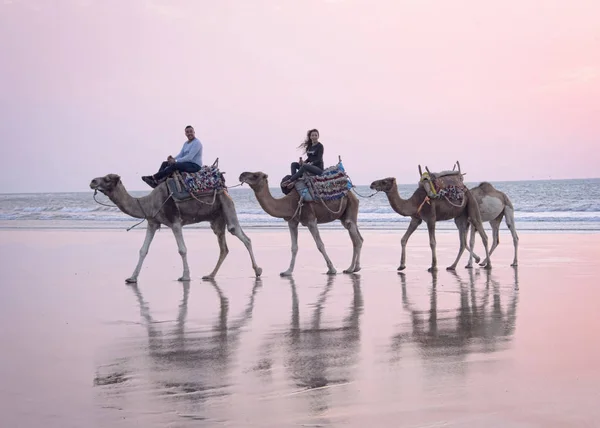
154, 161, 201, 180
289, 162, 323, 181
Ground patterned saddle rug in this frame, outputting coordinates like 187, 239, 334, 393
166, 163, 227, 201
293, 161, 352, 202
419, 163, 467, 203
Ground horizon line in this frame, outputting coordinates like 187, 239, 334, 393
1, 176, 599, 195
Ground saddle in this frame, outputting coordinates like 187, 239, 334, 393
419, 161, 467, 202
280, 156, 352, 202
166, 158, 227, 202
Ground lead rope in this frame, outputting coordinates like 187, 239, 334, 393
92, 189, 174, 231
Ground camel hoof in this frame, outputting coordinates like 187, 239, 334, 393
201, 275, 214, 281
511, 262, 518, 267
465, 264, 473, 269
473, 256, 481, 263
178, 276, 191, 282
125, 277, 137, 284
484, 264, 492, 270
353, 266, 361, 273
255, 267, 263, 277
427, 267, 438, 273
280, 271, 292, 277
446, 266, 456, 271
397, 265, 406, 271
326, 269, 337, 275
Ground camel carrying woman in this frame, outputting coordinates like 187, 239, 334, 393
282, 128, 324, 189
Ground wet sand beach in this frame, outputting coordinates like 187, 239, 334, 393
1, 229, 599, 427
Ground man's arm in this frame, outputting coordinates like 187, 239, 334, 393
176, 140, 202, 163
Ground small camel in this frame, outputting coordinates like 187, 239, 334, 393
89, 173, 262, 282
465, 182, 519, 267
370, 169, 491, 272
238, 171, 363, 276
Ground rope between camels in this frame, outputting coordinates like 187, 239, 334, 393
345, 173, 378, 198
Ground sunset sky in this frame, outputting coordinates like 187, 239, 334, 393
1, 0, 599, 193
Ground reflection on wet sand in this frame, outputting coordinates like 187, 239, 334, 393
94, 278, 262, 421
253, 274, 363, 421
392, 268, 519, 363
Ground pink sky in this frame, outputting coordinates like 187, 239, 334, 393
1, 0, 599, 192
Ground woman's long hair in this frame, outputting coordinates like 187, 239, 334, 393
298, 129, 319, 153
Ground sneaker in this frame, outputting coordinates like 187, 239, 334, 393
142, 176, 157, 188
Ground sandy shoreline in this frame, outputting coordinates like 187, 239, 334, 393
1, 229, 599, 427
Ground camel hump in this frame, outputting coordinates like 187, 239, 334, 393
476, 181, 496, 191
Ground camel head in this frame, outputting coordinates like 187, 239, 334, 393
90, 174, 121, 195
239, 171, 268, 191
370, 177, 396, 193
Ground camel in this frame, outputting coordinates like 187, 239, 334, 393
238, 171, 363, 276
89, 173, 262, 282
370, 168, 491, 272
465, 182, 519, 267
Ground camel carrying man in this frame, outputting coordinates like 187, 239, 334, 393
142, 125, 203, 188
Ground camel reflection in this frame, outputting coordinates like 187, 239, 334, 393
284, 274, 363, 414
95, 279, 262, 405
391, 268, 519, 361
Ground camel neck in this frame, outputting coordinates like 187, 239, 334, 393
386, 184, 420, 217
109, 184, 149, 219
254, 183, 298, 219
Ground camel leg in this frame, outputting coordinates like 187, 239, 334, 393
171, 223, 191, 281
479, 216, 502, 267
447, 216, 469, 271
465, 222, 482, 268
342, 220, 363, 273
202, 218, 229, 280
426, 220, 438, 273
281, 221, 299, 277
398, 217, 422, 271
126, 221, 159, 283
466, 224, 479, 268
307, 220, 337, 275
227, 223, 263, 278
219, 192, 263, 277
504, 206, 519, 267
472, 220, 492, 270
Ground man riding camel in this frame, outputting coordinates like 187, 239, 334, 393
141, 125, 203, 188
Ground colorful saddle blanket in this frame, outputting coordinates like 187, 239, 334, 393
420, 170, 466, 203
166, 165, 226, 201
295, 162, 352, 202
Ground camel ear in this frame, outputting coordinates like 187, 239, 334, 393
107, 174, 121, 183
264, 174, 268, 179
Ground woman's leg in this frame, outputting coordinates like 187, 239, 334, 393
290, 162, 300, 176
288, 164, 323, 182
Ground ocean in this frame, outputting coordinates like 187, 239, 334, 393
1, 178, 599, 232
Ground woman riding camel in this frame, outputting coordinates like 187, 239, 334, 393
282, 128, 324, 189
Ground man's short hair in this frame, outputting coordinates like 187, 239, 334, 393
185, 125, 194, 130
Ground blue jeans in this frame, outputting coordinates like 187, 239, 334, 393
154, 161, 201, 180
289, 162, 323, 181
